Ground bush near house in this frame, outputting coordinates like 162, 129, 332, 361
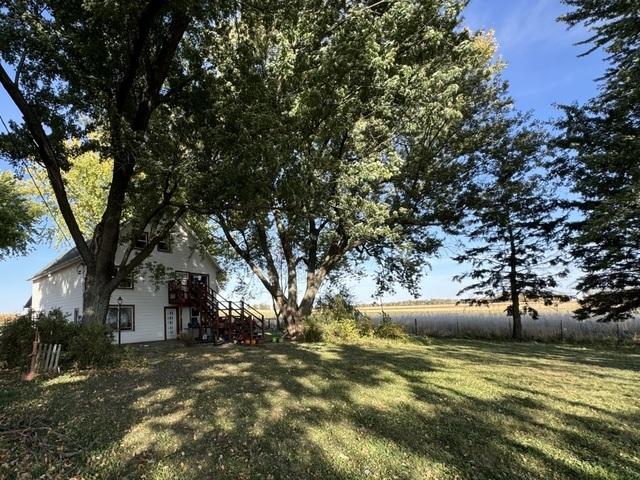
303, 293, 407, 343
0, 309, 115, 369
374, 316, 408, 340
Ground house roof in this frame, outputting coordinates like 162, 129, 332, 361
29, 221, 222, 281
29, 246, 81, 281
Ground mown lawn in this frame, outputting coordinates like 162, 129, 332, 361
1, 339, 639, 479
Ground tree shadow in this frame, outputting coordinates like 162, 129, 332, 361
1, 339, 639, 479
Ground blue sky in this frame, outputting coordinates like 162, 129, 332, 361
0, 0, 605, 311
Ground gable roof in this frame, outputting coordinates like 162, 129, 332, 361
29, 221, 222, 281
29, 246, 81, 281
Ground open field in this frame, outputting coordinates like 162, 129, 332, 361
0, 313, 16, 326
360, 303, 640, 342
258, 302, 640, 342
1, 339, 639, 479
358, 301, 579, 315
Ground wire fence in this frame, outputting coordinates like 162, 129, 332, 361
368, 311, 640, 342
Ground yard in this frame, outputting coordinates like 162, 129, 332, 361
1, 339, 639, 480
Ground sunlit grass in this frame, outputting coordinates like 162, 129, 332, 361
1, 339, 639, 479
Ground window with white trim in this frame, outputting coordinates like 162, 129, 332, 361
157, 234, 171, 252
134, 232, 148, 249
106, 305, 135, 331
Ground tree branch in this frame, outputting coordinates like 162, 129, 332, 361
0, 64, 91, 261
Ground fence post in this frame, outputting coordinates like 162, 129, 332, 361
414, 318, 418, 335
560, 317, 564, 342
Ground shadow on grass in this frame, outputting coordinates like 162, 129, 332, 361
1, 339, 639, 479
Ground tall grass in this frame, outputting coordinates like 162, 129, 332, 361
365, 307, 640, 342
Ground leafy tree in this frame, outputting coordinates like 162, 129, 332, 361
188, 0, 508, 335
556, 0, 640, 321
0, 1, 223, 323
0, 171, 39, 258
22, 143, 112, 248
453, 117, 569, 339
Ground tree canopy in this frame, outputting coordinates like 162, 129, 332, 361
557, 0, 640, 321
0, 171, 40, 259
0, 0, 223, 322
21, 142, 112, 248
453, 116, 569, 339
185, 0, 508, 333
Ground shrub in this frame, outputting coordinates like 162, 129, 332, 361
324, 318, 363, 342
301, 317, 324, 343
0, 310, 117, 370
68, 322, 115, 368
301, 316, 368, 343
36, 309, 79, 351
375, 318, 408, 340
316, 291, 373, 337
0, 309, 81, 369
0, 315, 35, 368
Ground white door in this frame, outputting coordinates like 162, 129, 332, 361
165, 307, 178, 340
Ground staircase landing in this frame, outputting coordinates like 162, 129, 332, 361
167, 280, 265, 344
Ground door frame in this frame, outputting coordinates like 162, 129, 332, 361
189, 272, 209, 287
164, 306, 179, 340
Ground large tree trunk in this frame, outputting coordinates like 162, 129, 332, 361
82, 269, 113, 325
276, 296, 305, 338
507, 225, 523, 340
510, 289, 523, 340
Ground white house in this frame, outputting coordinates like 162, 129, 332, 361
28, 223, 223, 344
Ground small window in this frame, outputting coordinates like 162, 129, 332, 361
114, 266, 134, 289
106, 305, 135, 331
157, 235, 171, 252
134, 232, 148, 249
189, 307, 200, 329
190, 273, 209, 287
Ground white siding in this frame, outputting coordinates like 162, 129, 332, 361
31, 223, 219, 344
32, 264, 83, 320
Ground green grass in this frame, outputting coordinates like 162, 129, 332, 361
1, 339, 639, 479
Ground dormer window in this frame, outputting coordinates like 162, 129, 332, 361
134, 232, 148, 249
157, 235, 171, 253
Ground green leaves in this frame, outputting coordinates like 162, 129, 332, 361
453, 116, 570, 318
186, 0, 507, 317
556, 0, 640, 321
0, 171, 40, 258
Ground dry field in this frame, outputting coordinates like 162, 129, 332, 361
258, 302, 640, 342
358, 302, 640, 342
0, 313, 16, 326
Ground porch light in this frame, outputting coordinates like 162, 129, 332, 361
117, 296, 123, 346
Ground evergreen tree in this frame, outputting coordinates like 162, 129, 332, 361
557, 0, 640, 321
453, 118, 569, 339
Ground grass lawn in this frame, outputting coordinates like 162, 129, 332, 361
1, 339, 639, 479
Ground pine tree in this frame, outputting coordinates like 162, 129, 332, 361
557, 0, 640, 321
454, 117, 570, 339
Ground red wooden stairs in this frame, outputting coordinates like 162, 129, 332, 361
168, 280, 265, 344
